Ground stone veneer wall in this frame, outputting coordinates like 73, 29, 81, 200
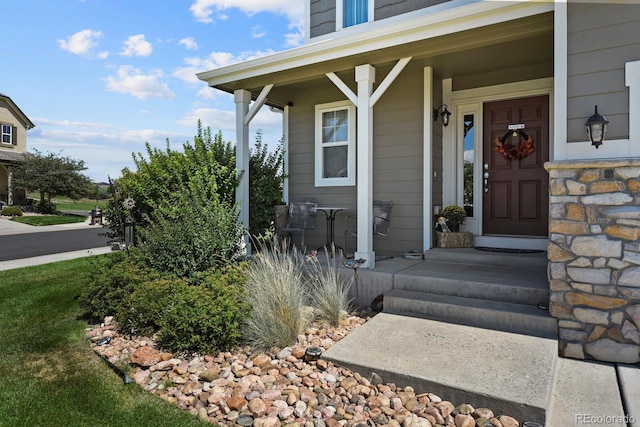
545, 159, 640, 364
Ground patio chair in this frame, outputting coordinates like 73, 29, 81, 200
343, 200, 394, 257
279, 200, 317, 251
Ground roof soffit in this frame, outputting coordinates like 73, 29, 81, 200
198, 1, 554, 97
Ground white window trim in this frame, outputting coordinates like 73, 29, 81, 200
336, 0, 374, 31
1, 124, 13, 145
315, 100, 356, 187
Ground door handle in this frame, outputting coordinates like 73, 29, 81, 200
484, 164, 489, 193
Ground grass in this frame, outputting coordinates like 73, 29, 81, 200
11, 214, 88, 226
0, 256, 208, 427
27, 194, 108, 212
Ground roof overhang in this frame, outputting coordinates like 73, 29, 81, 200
197, 1, 554, 107
0, 93, 35, 130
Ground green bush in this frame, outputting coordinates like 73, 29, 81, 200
440, 205, 467, 228
158, 264, 249, 354
243, 245, 312, 349
78, 251, 161, 323
119, 278, 178, 336
1, 206, 23, 216
140, 182, 243, 277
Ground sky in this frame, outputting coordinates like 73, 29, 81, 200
2, 0, 306, 182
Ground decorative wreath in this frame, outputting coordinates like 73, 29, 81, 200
494, 130, 535, 160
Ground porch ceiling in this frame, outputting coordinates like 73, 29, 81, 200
200, 12, 553, 108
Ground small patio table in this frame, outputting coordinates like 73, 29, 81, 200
316, 206, 347, 254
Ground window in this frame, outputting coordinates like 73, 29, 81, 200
315, 101, 356, 187
342, 0, 369, 28
1, 124, 13, 145
463, 114, 475, 217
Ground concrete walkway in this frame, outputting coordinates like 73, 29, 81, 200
324, 313, 638, 427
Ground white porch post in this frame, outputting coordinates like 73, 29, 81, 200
423, 67, 433, 252
234, 89, 252, 252
355, 64, 376, 268
626, 60, 640, 151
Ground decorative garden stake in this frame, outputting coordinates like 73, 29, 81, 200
344, 258, 367, 307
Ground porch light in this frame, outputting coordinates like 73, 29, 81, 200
585, 105, 609, 149
433, 104, 451, 127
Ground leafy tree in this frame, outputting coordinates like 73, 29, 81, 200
249, 130, 285, 238
12, 150, 92, 213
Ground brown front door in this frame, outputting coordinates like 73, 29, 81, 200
482, 95, 549, 236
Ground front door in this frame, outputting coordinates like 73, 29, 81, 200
482, 95, 549, 236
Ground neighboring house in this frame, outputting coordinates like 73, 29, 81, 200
0, 93, 34, 206
198, 1, 640, 363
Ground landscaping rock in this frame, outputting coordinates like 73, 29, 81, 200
89, 314, 523, 427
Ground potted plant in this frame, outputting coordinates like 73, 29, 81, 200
440, 205, 467, 232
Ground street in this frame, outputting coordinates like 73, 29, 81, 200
0, 228, 112, 261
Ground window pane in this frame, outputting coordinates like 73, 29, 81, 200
323, 146, 348, 178
463, 114, 475, 217
322, 110, 348, 143
344, 0, 368, 27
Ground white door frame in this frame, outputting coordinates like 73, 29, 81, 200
444, 77, 554, 250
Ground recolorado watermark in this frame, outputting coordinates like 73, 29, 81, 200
575, 414, 637, 424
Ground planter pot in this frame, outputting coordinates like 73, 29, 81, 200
436, 231, 473, 248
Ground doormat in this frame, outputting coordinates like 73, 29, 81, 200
474, 246, 544, 254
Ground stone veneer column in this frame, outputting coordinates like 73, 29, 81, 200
545, 159, 640, 364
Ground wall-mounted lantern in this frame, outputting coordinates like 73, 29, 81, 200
433, 104, 451, 127
585, 105, 609, 149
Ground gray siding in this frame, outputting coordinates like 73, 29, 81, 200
287, 67, 428, 256
375, 0, 450, 20
567, 2, 640, 142
310, 0, 336, 39
308, 0, 452, 40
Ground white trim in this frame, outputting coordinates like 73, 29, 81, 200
449, 78, 554, 248
314, 101, 357, 187
371, 57, 412, 108
553, 0, 568, 161
442, 78, 455, 208
326, 72, 358, 105
198, 2, 553, 86
283, 105, 290, 204
626, 60, 640, 150
244, 84, 273, 126
423, 67, 434, 252
354, 64, 376, 268
336, 0, 374, 32
454, 102, 481, 236
234, 89, 252, 253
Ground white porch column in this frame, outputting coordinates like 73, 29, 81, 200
626, 60, 640, 151
423, 67, 433, 252
355, 64, 376, 268
234, 89, 252, 252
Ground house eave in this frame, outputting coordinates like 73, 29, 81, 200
197, 1, 554, 92
0, 93, 35, 130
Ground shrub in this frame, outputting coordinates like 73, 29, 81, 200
78, 251, 161, 323
118, 278, 178, 336
243, 245, 312, 349
305, 250, 353, 326
139, 183, 243, 277
158, 265, 249, 354
1, 206, 23, 216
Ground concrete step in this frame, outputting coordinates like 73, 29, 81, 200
393, 260, 549, 306
323, 313, 558, 424
384, 289, 558, 339
423, 247, 548, 271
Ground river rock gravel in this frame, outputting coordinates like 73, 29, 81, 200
87, 315, 521, 427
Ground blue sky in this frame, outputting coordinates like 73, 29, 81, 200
2, 0, 305, 181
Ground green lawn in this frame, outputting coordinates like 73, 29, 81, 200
0, 257, 209, 427
11, 214, 88, 226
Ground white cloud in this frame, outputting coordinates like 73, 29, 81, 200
251, 26, 266, 39
189, 0, 304, 46
178, 37, 199, 50
173, 49, 276, 85
104, 65, 175, 100
178, 107, 283, 146
120, 34, 153, 57
58, 29, 104, 56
